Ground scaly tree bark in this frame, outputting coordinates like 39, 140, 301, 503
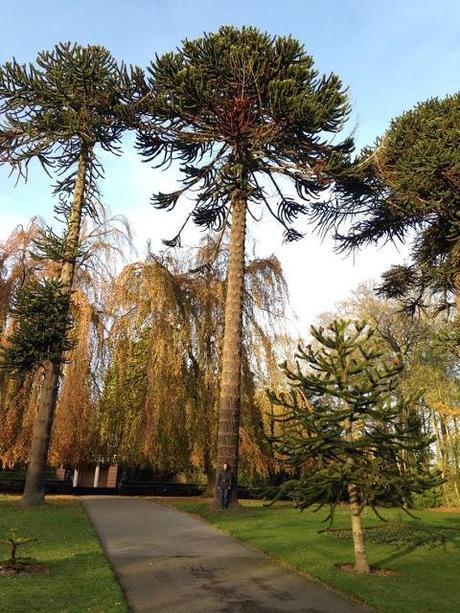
345, 414, 370, 574
454, 246, 460, 319
216, 191, 247, 503
348, 483, 369, 574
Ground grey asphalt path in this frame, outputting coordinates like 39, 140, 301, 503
83, 496, 373, 613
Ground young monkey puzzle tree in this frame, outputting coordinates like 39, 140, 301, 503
0, 43, 131, 506
268, 320, 440, 573
136, 26, 355, 504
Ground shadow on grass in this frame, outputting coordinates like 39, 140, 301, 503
319, 520, 460, 571
374, 542, 422, 568
373, 526, 460, 568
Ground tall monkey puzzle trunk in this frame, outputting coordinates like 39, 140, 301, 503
455, 271, 460, 320
453, 244, 460, 319
215, 190, 247, 506
21, 146, 88, 507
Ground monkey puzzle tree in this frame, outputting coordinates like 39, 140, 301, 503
269, 320, 441, 573
0, 43, 131, 505
136, 26, 355, 504
313, 93, 460, 317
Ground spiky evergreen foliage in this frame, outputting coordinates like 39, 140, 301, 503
0, 43, 131, 374
135, 25, 354, 245
319, 283, 460, 506
0, 42, 129, 183
312, 93, 460, 315
1, 280, 72, 374
268, 320, 441, 518
136, 26, 357, 504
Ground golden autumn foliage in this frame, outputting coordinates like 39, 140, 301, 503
97, 240, 292, 482
1, 226, 292, 484
0, 220, 51, 466
0, 215, 131, 468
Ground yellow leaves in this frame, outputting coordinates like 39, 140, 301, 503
0, 372, 40, 465
51, 288, 100, 466
1, 230, 291, 479
432, 401, 460, 418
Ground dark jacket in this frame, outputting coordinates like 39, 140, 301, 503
217, 468, 233, 489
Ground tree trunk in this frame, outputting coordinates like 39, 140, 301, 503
203, 462, 216, 497
348, 483, 370, 574
431, 410, 450, 504
452, 417, 460, 505
21, 146, 88, 507
344, 412, 370, 573
215, 190, 247, 506
454, 265, 460, 320
11, 542, 17, 565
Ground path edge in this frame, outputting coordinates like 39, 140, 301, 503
146, 496, 378, 613
82, 497, 133, 613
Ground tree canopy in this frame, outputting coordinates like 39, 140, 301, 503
132, 25, 360, 504
314, 93, 460, 316
136, 25, 355, 245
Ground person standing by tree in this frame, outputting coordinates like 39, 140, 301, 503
217, 463, 233, 510
135, 26, 358, 505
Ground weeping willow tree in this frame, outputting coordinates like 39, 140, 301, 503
0, 43, 133, 505
0, 213, 132, 470
49, 288, 103, 467
98, 240, 290, 487
99, 255, 195, 473
0, 220, 51, 465
135, 26, 357, 503
1, 288, 104, 468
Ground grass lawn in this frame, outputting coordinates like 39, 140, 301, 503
167, 498, 460, 613
0, 495, 126, 613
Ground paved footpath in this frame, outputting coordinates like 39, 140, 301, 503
84, 496, 373, 613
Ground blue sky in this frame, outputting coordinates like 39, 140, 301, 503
1, 1, 459, 332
